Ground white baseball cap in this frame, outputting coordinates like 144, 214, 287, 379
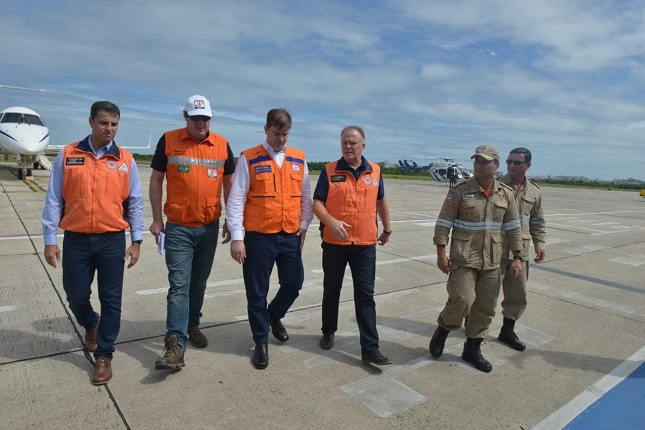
184, 94, 212, 117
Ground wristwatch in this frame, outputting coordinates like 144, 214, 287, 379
513, 255, 523, 262
133, 240, 143, 244
383, 230, 392, 235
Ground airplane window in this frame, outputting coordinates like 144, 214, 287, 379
0, 113, 22, 123
23, 114, 45, 126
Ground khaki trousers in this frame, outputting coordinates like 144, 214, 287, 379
500, 259, 528, 320
437, 265, 501, 339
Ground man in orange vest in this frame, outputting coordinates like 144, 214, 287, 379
312, 125, 393, 365
149, 95, 235, 370
42, 101, 144, 385
227, 108, 313, 369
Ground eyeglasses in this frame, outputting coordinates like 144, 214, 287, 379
189, 115, 211, 122
506, 160, 527, 166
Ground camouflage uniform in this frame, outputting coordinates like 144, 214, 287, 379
433, 176, 522, 339
499, 174, 546, 320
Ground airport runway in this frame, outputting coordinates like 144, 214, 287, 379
0, 163, 643, 429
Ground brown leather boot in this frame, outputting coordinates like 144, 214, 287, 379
93, 358, 112, 385
85, 326, 98, 352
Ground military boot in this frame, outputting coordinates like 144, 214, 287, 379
498, 318, 526, 351
429, 326, 450, 358
155, 335, 185, 370
461, 338, 492, 373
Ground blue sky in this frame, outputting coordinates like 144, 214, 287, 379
2, 0, 644, 180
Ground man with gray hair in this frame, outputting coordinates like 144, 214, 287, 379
312, 125, 393, 365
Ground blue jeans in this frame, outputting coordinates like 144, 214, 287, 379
62, 230, 125, 360
164, 221, 219, 351
243, 231, 303, 344
321, 242, 379, 355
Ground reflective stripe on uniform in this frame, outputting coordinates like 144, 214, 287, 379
167, 156, 225, 167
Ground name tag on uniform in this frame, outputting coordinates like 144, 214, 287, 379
66, 157, 85, 165
255, 165, 272, 174
207, 168, 218, 178
178, 165, 190, 173
330, 175, 346, 182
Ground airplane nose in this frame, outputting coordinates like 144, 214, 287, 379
15, 128, 50, 154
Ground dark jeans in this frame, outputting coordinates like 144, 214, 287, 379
243, 231, 303, 344
62, 230, 125, 360
164, 221, 219, 351
321, 242, 379, 355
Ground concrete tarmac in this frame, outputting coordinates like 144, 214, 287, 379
0, 163, 643, 429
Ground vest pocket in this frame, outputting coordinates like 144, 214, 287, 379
250, 173, 276, 196
165, 196, 190, 223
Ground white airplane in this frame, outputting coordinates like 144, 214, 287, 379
0, 106, 51, 179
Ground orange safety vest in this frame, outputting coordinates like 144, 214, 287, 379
322, 161, 380, 245
59, 139, 132, 234
164, 128, 229, 227
242, 145, 305, 233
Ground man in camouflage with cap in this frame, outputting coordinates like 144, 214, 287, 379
429, 144, 523, 372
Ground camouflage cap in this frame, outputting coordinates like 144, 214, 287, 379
470, 144, 500, 161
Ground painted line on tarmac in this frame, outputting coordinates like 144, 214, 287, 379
136, 278, 245, 295
0, 305, 18, 313
532, 345, 645, 430
548, 223, 608, 234
609, 255, 645, 266
531, 268, 645, 295
548, 210, 643, 217
529, 281, 645, 318
311, 255, 436, 274
559, 244, 610, 255
340, 344, 468, 418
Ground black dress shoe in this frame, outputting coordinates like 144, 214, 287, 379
361, 350, 393, 365
269, 316, 289, 342
319, 333, 334, 349
252, 343, 268, 369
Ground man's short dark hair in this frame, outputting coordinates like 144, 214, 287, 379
266, 108, 291, 130
510, 147, 532, 163
90, 101, 120, 119
341, 125, 365, 141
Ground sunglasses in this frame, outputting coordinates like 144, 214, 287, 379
189, 115, 211, 122
506, 160, 527, 166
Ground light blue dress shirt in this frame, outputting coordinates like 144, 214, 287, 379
42, 137, 145, 246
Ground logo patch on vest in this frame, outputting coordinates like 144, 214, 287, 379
107, 161, 117, 170
371, 179, 379, 187
330, 175, 346, 182
118, 163, 129, 173
207, 167, 218, 178
178, 165, 190, 173
254, 165, 272, 174
65, 157, 85, 165
364, 177, 371, 185
445, 190, 454, 201
291, 163, 300, 173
